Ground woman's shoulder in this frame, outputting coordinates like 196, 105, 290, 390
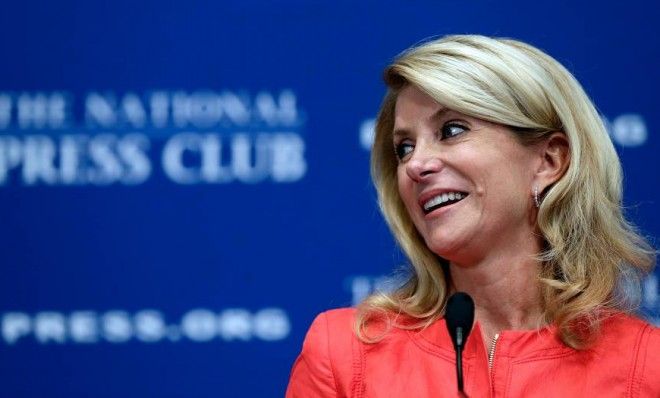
316, 307, 359, 327
299, 308, 358, 360
285, 308, 359, 398
598, 313, 660, 395
598, 312, 659, 350
303, 307, 358, 346
600, 312, 658, 337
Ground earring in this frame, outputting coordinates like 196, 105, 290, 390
533, 185, 541, 208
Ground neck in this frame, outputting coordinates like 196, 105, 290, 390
448, 236, 545, 340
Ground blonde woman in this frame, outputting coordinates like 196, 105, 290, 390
286, 35, 659, 397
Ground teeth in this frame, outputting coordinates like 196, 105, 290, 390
423, 192, 466, 211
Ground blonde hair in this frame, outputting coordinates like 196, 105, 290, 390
358, 35, 655, 348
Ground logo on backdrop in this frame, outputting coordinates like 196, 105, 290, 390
1, 307, 290, 345
359, 114, 650, 150
0, 90, 307, 186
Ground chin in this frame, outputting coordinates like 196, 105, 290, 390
425, 239, 461, 261
422, 228, 473, 263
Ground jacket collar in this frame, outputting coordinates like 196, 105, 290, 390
407, 317, 571, 361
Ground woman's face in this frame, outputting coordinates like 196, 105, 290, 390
394, 85, 540, 265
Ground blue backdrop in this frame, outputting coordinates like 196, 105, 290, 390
0, 1, 658, 397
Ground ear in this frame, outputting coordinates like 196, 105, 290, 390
535, 132, 570, 192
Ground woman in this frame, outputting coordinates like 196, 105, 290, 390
286, 35, 659, 397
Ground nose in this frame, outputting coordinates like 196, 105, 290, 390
405, 144, 444, 182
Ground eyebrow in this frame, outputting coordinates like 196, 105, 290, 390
392, 107, 452, 139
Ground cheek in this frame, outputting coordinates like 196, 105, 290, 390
481, 162, 533, 215
397, 169, 417, 214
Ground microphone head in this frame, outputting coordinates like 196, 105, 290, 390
445, 292, 475, 347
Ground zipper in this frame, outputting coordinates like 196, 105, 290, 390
487, 333, 500, 370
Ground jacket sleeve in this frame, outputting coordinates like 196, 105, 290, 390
286, 312, 338, 398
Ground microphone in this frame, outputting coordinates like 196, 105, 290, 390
445, 292, 475, 393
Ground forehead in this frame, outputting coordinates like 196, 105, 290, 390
394, 85, 444, 122
393, 86, 453, 139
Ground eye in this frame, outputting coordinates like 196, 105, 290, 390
440, 122, 468, 139
394, 141, 414, 160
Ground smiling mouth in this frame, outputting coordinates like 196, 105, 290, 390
422, 192, 468, 214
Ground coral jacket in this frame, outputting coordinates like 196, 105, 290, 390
286, 308, 660, 397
